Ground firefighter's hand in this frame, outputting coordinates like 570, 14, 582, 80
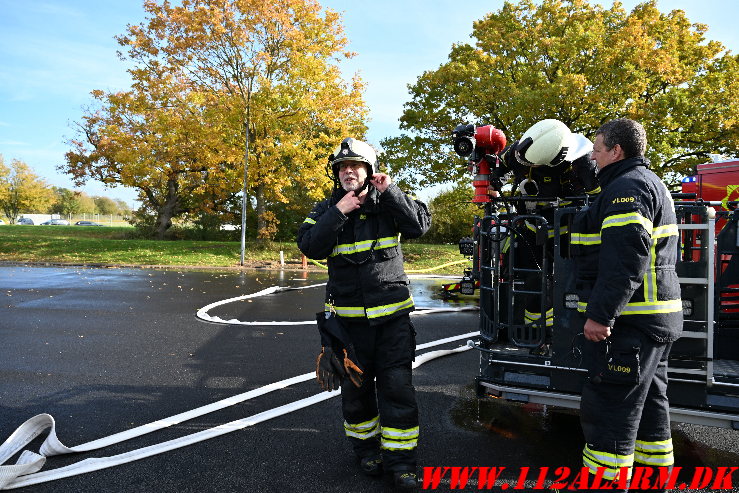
584, 318, 611, 342
316, 346, 345, 391
336, 191, 361, 215
370, 173, 392, 193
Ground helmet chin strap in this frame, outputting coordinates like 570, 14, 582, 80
354, 172, 373, 195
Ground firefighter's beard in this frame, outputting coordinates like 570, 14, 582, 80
342, 176, 366, 192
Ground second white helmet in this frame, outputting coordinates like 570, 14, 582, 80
515, 119, 573, 167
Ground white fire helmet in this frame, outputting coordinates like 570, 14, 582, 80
329, 138, 379, 177
515, 119, 574, 167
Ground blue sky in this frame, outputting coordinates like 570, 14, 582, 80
1, 1, 737, 206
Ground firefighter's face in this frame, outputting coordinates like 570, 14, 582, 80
338, 161, 368, 192
591, 134, 623, 169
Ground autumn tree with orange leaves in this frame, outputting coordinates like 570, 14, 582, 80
65, 0, 367, 240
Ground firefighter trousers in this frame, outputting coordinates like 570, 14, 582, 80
579, 322, 674, 492
340, 314, 418, 472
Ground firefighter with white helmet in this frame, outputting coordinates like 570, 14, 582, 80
297, 137, 431, 491
491, 119, 601, 356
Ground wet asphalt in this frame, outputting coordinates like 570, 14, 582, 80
0, 265, 738, 493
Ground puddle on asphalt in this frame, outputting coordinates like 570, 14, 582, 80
450, 384, 739, 472
450, 384, 583, 466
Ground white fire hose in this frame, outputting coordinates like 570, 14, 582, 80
0, 281, 479, 490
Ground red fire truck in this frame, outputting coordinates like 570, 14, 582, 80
463, 156, 739, 429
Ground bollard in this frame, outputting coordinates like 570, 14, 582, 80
301, 254, 308, 269
280, 250, 284, 267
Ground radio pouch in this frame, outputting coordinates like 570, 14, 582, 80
592, 341, 640, 385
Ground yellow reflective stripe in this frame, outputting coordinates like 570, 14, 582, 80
645, 236, 658, 302
635, 438, 673, 451
587, 186, 602, 195
652, 224, 678, 239
644, 224, 679, 302
346, 416, 380, 431
329, 297, 415, 319
634, 453, 674, 466
381, 426, 419, 451
381, 426, 419, 439
381, 439, 418, 450
634, 438, 674, 466
365, 297, 414, 319
346, 429, 379, 439
601, 212, 653, 235
375, 235, 400, 248
577, 299, 682, 315
583, 445, 634, 480
583, 458, 632, 481
327, 303, 366, 317
345, 416, 380, 439
303, 217, 316, 224
331, 239, 375, 256
524, 309, 554, 326
524, 221, 566, 239
502, 236, 511, 253
620, 299, 682, 315
330, 236, 399, 257
572, 232, 601, 245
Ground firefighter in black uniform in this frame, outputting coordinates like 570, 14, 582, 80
297, 138, 431, 491
493, 119, 600, 355
571, 118, 682, 491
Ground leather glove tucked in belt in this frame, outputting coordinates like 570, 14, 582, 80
315, 311, 364, 390
316, 346, 345, 391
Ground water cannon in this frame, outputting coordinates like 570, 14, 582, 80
452, 124, 506, 203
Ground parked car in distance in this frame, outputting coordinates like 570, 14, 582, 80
17, 218, 34, 225
41, 219, 70, 226
74, 221, 103, 226
0, 219, 5, 225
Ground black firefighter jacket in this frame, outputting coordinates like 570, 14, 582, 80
571, 156, 683, 342
297, 183, 431, 325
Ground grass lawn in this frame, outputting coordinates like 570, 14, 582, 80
0, 225, 469, 275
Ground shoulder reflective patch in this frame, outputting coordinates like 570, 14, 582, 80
303, 217, 316, 224
612, 196, 636, 204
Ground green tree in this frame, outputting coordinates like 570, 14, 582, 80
64, 0, 367, 240
0, 155, 55, 222
51, 187, 83, 216
75, 192, 97, 215
382, 0, 739, 190
424, 186, 480, 244
93, 196, 119, 216
114, 199, 132, 217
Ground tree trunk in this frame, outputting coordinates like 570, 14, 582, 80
153, 179, 180, 240
255, 183, 266, 241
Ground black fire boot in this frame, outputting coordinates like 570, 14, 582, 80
393, 471, 419, 491
358, 454, 383, 477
